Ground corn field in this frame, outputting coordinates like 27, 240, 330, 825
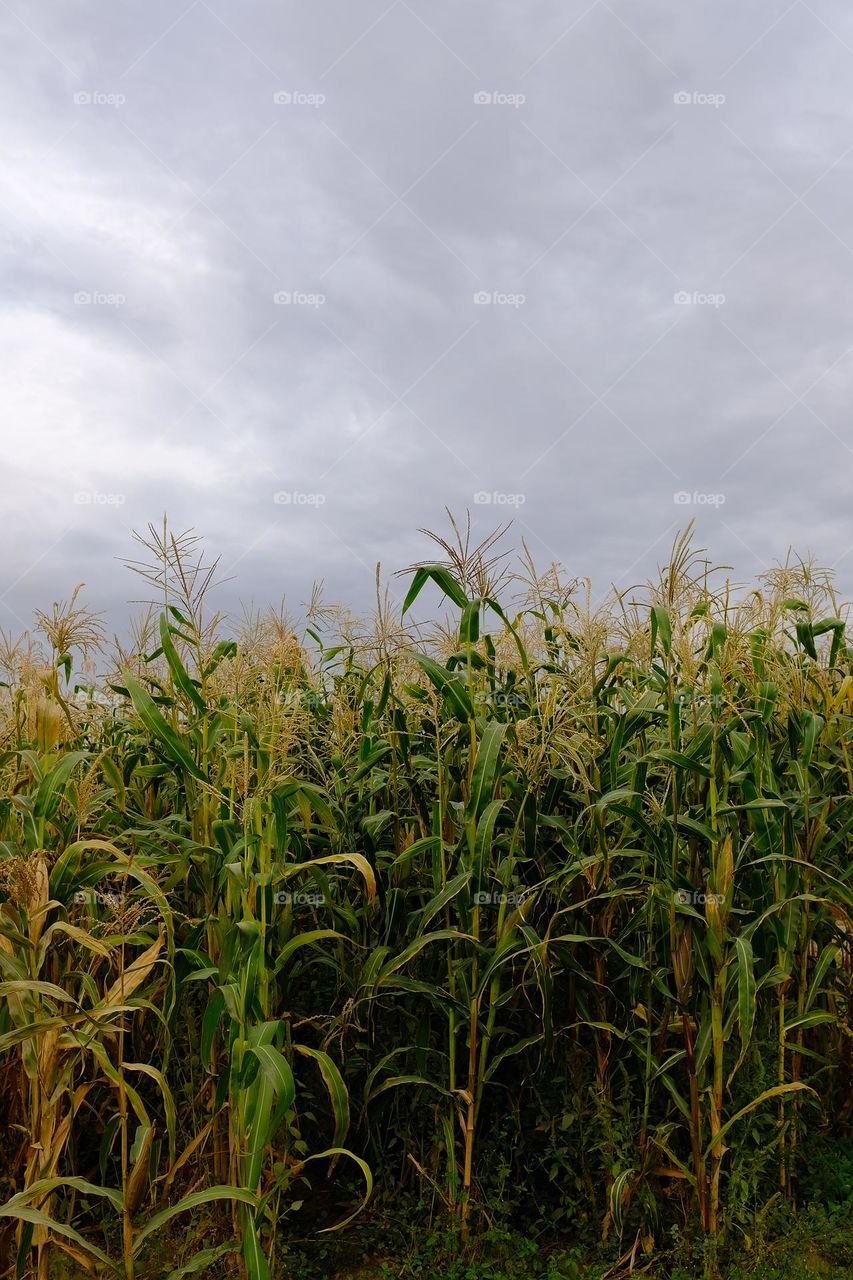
0, 519, 851, 1280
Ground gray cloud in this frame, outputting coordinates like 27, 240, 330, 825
2, 0, 853, 636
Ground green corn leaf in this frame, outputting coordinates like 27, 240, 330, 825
33, 751, 87, 821
249, 1042, 296, 1113
159, 613, 206, 714
294, 1045, 350, 1147
165, 1243, 240, 1280
123, 671, 204, 781
412, 653, 475, 722
467, 722, 506, 819
302, 1148, 373, 1232
728, 935, 756, 1083
650, 606, 672, 657
701, 1083, 816, 1159
417, 870, 472, 935
402, 565, 468, 615
132, 1186, 258, 1255
0, 1206, 113, 1270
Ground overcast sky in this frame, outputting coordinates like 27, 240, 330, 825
3, 0, 853, 635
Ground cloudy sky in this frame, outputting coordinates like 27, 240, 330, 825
3, 0, 853, 633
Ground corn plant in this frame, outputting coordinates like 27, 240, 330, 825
0, 521, 850, 1280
